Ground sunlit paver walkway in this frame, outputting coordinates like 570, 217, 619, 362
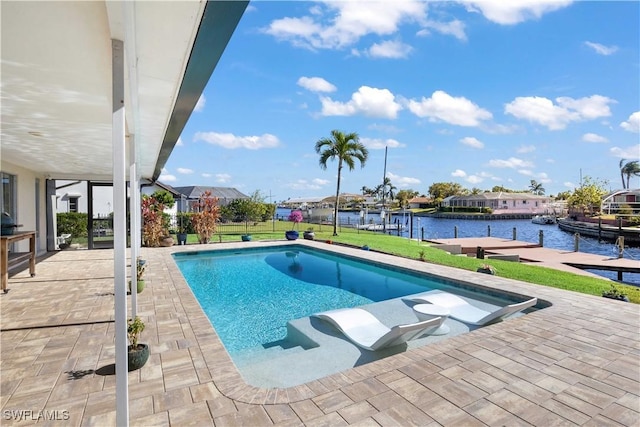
1, 240, 639, 426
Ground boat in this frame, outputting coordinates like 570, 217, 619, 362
531, 215, 556, 225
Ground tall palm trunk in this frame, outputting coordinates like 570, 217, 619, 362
333, 161, 342, 236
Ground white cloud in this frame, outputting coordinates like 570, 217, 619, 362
262, 1, 427, 51
488, 157, 534, 169
466, 175, 484, 184
176, 137, 184, 147
584, 41, 618, 56
297, 76, 336, 93
610, 146, 640, 159
360, 137, 405, 149
216, 173, 231, 183
176, 168, 193, 174
459, 0, 573, 25
201, 173, 212, 178
407, 90, 492, 127
451, 169, 466, 177
320, 86, 402, 119
365, 39, 413, 59
564, 181, 576, 189
517, 145, 536, 153
620, 111, 640, 133
582, 133, 608, 143
312, 178, 330, 186
194, 132, 280, 150
194, 94, 206, 112
504, 95, 614, 130
287, 179, 326, 190
460, 136, 484, 149
159, 173, 177, 182
417, 19, 467, 41
387, 171, 420, 187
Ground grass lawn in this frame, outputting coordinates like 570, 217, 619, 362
183, 220, 639, 304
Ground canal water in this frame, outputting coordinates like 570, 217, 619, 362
277, 208, 640, 285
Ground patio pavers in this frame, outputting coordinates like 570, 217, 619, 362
1, 241, 639, 426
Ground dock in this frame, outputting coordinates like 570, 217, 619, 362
426, 237, 640, 281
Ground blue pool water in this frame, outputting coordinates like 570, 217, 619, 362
173, 245, 513, 356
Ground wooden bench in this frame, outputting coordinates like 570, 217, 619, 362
1, 231, 36, 292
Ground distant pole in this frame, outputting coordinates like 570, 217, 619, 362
454, 226, 458, 238
574, 233, 580, 252
513, 227, 517, 241
487, 225, 491, 237
539, 230, 544, 247
381, 146, 388, 232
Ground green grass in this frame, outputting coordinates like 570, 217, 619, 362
183, 221, 640, 304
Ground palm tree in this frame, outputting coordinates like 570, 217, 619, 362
619, 159, 627, 189
316, 130, 368, 236
621, 160, 640, 189
529, 180, 545, 195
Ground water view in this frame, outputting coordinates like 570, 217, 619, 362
277, 208, 640, 285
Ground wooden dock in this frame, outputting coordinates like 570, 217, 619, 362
426, 237, 640, 281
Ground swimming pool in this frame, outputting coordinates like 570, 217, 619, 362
174, 244, 536, 356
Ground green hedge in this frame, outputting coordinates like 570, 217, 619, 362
57, 212, 88, 238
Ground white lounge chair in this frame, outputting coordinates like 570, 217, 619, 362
313, 307, 444, 351
409, 291, 537, 326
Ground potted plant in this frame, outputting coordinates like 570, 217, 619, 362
176, 211, 188, 245
141, 190, 175, 247
602, 284, 629, 302
286, 210, 303, 240
303, 227, 315, 240
191, 191, 220, 244
127, 316, 149, 371
476, 263, 496, 275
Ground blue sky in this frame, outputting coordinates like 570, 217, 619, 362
161, 1, 640, 202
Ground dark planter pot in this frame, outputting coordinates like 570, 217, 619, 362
242, 234, 252, 242
602, 294, 629, 302
476, 268, 495, 275
285, 230, 299, 241
177, 233, 188, 245
303, 231, 315, 240
128, 344, 149, 371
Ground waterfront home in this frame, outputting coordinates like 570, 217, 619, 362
408, 196, 434, 209
442, 192, 554, 214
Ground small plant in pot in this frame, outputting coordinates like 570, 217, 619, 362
286, 210, 303, 240
602, 284, 629, 302
476, 263, 496, 275
303, 227, 315, 240
127, 316, 149, 371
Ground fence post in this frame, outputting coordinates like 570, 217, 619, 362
539, 230, 543, 247
421, 227, 424, 241
574, 233, 580, 252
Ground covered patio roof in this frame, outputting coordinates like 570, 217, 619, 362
1, 0, 248, 181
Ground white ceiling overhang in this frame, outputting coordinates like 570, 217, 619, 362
1, 0, 247, 181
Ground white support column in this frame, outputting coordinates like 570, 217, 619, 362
112, 38, 129, 427
129, 135, 138, 320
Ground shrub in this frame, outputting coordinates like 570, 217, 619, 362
56, 212, 88, 238
191, 191, 220, 243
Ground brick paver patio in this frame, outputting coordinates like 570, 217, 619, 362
1, 240, 638, 426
